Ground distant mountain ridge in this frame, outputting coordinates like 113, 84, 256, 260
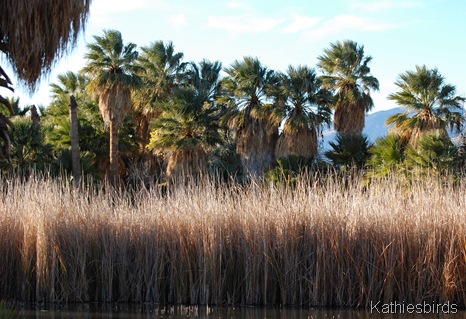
320, 107, 402, 151
319, 107, 464, 152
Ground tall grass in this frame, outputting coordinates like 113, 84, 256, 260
0, 174, 465, 308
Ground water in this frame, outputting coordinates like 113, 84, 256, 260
16, 304, 466, 319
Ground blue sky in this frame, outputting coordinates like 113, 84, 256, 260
6, 0, 466, 113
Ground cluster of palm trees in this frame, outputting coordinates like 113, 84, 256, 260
77, 32, 383, 185
1, 28, 465, 186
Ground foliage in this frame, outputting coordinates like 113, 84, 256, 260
405, 130, 458, 172
133, 40, 186, 150
365, 134, 408, 179
266, 155, 314, 187
0, 115, 56, 174
0, 74, 15, 160
134, 40, 186, 110
0, 301, 18, 319
325, 133, 373, 169
208, 141, 243, 183
147, 58, 224, 183
277, 65, 332, 131
148, 88, 222, 154
220, 56, 278, 127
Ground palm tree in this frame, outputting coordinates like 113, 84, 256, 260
317, 40, 379, 136
220, 56, 279, 176
274, 65, 332, 160
82, 30, 142, 185
147, 60, 223, 184
386, 65, 465, 144
133, 41, 186, 151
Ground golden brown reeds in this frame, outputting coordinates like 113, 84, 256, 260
0, 173, 465, 307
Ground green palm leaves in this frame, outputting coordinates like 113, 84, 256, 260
83, 29, 142, 125
387, 65, 465, 143
318, 40, 379, 135
148, 87, 222, 154
221, 56, 277, 122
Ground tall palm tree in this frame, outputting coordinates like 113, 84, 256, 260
274, 65, 332, 160
50, 71, 88, 185
386, 65, 465, 144
147, 88, 222, 184
220, 56, 279, 176
317, 40, 379, 136
82, 30, 142, 185
133, 41, 186, 150
147, 60, 223, 184
48, 72, 79, 183
50, 71, 89, 107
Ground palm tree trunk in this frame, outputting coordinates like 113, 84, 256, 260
69, 95, 81, 187
275, 126, 318, 160
334, 103, 365, 136
109, 119, 120, 186
237, 118, 278, 177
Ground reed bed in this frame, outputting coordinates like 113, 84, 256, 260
0, 174, 465, 308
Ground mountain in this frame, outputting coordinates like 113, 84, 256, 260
319, 107, 403, 151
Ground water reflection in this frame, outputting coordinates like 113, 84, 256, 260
18, 304, 466, 319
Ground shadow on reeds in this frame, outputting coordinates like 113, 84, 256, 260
0, 172, 465, 308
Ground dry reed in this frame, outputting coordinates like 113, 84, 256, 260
0, 174, 465, 308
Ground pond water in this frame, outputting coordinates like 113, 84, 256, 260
16, 304, 466, 319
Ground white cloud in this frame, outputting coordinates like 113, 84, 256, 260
283, 14, 322, 33
207, 15, 285, 34
351, 0, 423, 12
307, 14, 395, 38
168, 14, 188, 28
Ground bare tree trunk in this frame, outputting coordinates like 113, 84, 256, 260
109, 119, 120, 186
69, 95, 81, 187
30, 105, 40, 129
